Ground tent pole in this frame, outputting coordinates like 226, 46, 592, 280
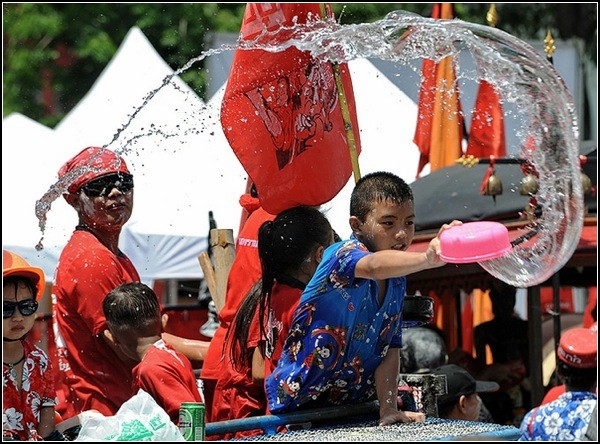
527, 285, 544, 406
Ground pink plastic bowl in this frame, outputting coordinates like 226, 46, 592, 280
439, 221, 512, 264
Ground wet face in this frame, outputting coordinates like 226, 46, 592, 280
351, 200, 415, 253
3, 280, 37, 340
70, 175, 134, 230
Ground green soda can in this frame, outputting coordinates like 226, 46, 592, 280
179, 402, 205, 441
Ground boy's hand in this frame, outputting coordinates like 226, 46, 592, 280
379, 408, 425, 426
426, 220, 462, 268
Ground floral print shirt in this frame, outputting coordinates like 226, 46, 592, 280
519, 391, 597, 441
3, 340, 57, 441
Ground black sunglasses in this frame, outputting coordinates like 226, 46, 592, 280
3, 299, 39, 319
81, 173, 134, 197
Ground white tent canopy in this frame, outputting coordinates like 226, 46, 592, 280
4, 27, 249, 284
2, 113, 67, 279
3, 27, 420, 285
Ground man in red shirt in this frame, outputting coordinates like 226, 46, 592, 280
53, 147, 140, 418
52, 147, 209, 419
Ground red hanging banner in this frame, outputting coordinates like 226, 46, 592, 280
466, 80, 506, 158
413, 3, 464, 177
221, 3, 361, 214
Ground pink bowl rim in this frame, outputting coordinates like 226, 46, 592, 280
440, 245, 513, 264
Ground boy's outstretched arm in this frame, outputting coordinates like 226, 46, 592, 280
355, 221, 462, 280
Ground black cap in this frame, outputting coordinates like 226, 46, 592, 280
433, 364, 499, 409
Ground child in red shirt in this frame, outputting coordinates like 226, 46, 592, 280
210, 206, 333, 438
103, 282, 202, 424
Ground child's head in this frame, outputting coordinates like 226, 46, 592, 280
103, 282, 161, 360
3, 276, 39, 341
258, 205, 333, 284
349, 171, 415, 252
489, 281, 517, 317
3, 250, 44, 341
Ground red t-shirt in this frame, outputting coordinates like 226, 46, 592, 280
264, 283, 302, 380
201, 207, 275, 382
210, 309, 265, 439
541, 384, 566, 405
210, 282, 302, 432
53, 229, 141, 417
2, 340, 57, 441
132, 340, 202, 424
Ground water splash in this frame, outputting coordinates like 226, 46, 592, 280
35, 10, 582, 287
34, 45, 237, 249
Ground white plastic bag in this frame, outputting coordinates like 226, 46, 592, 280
75, 389, 185, 441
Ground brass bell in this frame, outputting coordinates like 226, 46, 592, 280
484, 172, 503, 196
520, 173, 539, 196
581, 171, 592, 195
522, 202, 536, 221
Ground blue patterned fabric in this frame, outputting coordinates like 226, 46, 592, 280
519, 391, 597, 441
265, 237, 406, 412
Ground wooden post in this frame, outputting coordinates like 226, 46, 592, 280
210, 229, 236, 313
198, 251, 218, 308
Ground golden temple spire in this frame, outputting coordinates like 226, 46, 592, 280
486, 4, 499, 28
544, 28, 556, 60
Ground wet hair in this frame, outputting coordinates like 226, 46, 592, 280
350, 171, 413, 222
228, 206, 332, 371
103, 282, 160, 333
3, 276, 37, 299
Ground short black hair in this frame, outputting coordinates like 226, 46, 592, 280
350, 171, 413, 221
103, 282, 160, 333
557, 360, 597, 391
3, 276, 37, 299
400, 325, 447, 373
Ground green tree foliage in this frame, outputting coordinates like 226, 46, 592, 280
3, 3, 596, 126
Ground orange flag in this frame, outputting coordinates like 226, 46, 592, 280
413, 3, 464, 177
466, 80, 506, 158
221, 3, 361, 214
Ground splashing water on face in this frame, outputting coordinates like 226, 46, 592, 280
35, 10, 582, 287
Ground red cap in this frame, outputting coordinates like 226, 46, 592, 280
58, 146, 130, 193
557, 327, 597, 369
3, 250, 46, 301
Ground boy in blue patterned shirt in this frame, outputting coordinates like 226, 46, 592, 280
265, 171, 460, 426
